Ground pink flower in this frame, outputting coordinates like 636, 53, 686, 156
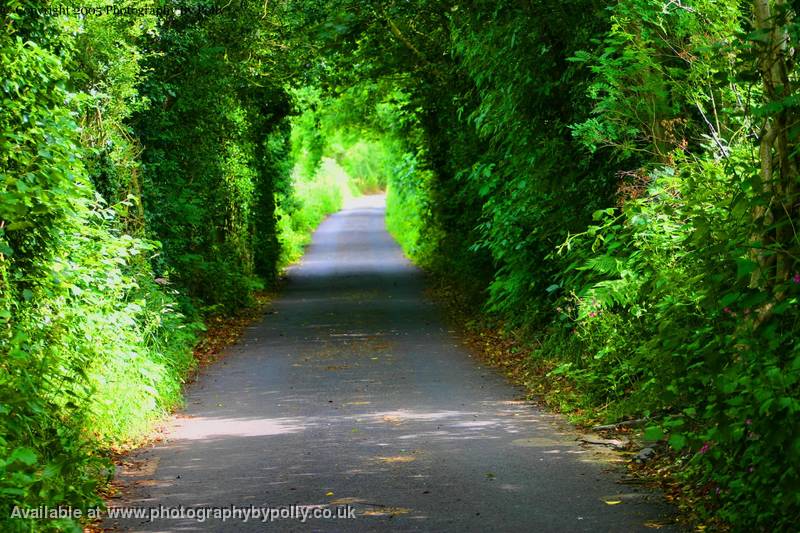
698, 442, 711, 454
793, 273, 800, 284
588, 311, 597, 318
723, 307, 732, 314
745, 418, 752, 426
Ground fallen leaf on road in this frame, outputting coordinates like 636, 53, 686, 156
330, 497, 365, 505
362, 507, 410, 517
375, 456, 415, 463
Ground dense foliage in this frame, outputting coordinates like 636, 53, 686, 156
292, 0, 800, 528
0, 2, 364, 530
1, 4, 199, 531
135, 2, 297, 310
3, 0, 800, 530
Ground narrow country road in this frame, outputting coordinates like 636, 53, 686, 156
107, 195, 677, 532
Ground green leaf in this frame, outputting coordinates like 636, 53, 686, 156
644, 426, 664, 441
668, 434, 687, 451
735, 258, 758, 280
9, 447, 37, 466
720, 292, 739, 307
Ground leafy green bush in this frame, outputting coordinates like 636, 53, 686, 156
0, 11, 199, 530
545, 154, 800, 527
0, 2, 292, 530
136, 8, 291, 311
386, 153, 437, 265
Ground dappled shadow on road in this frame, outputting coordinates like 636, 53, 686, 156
107, 197, 678, 533
111, 402, 667, 532
165, 403, 577, 445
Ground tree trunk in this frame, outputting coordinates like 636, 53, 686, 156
750, 0, 798, 296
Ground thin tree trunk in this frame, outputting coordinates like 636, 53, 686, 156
749, 0, 798, 328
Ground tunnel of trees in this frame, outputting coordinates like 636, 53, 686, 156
2, 0, 800, 529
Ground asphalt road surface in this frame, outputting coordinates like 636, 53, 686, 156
107, 195, 677, 532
